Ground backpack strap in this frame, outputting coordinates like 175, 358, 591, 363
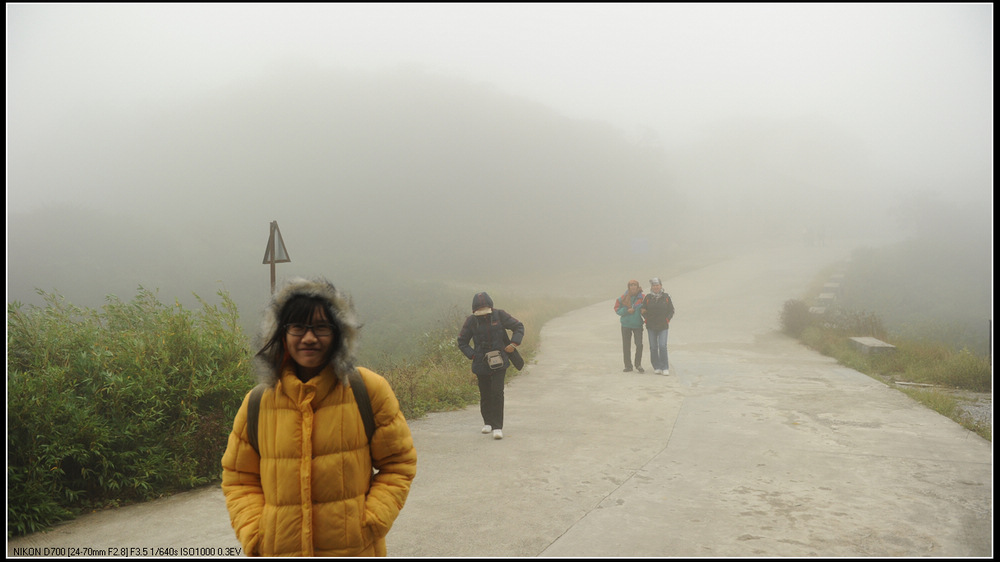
349, 369, 376, 444
246, 383, 268, 458
245, 372, 376, 459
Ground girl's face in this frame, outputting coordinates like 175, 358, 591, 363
628, 282, 640, 294
285, 307, 334, 377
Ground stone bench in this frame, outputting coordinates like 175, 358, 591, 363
849, 336, 896, 354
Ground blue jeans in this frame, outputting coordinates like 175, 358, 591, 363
648, 328, 669, 371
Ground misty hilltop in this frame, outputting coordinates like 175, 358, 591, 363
11, 65, 680, 288
7, 62, 950, 317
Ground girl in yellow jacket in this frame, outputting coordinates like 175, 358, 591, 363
222, 277, 417, 556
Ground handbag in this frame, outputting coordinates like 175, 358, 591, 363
484, 350, 504, 369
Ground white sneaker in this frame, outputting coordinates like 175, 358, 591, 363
482, 425, 492, 434
654, 369, 663, 374
663, 369, 669, 375
493, 429, 503, 440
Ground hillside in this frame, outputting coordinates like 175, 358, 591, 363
7, 65, 989, 358
8, 66, 684, 320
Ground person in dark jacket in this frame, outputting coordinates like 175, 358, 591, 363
641, 277, 675, 375
457, 292, 525, 440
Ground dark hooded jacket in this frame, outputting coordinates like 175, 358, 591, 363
641, 290, 675, 331
457, 292, 525, 376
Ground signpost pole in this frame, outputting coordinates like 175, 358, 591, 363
271, 257, 276, 294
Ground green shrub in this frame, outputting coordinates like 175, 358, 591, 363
780, 299, 813, 337
7, 288, 253, 538
800, 324, 850, 358
821, 308, 887, 340
891, 343, 992, 392
941, 348, 992, 392
899, 387, 959, 418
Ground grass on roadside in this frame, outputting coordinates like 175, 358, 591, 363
781, 298, 992, 441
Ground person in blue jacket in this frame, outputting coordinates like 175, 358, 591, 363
614, 279, 646, 373
457, 292, 524, 440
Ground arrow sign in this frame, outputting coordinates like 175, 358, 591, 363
263, 221, 291, 293
263, 221, 291, 264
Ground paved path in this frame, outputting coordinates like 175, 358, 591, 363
8, 244, 992, 557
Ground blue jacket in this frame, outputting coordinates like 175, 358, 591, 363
615, 290, 646, 329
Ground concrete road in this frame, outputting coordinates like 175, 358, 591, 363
8, 244, 992, 558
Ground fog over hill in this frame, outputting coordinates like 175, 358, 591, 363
10, 66, 677, 281
5, 64, 979, 337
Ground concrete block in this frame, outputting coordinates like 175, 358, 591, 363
849, 336, 896, 354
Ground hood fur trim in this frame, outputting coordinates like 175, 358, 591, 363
255, 277, 361, 387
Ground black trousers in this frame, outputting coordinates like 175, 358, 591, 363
621, 325, 644, 368
476, 369, 506, 429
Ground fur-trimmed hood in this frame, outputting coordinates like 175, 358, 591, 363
255, 277, 362, 387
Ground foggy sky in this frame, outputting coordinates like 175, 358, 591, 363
7, 3, 993, 214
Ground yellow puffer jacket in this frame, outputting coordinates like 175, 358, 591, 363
221, 364, 417, 556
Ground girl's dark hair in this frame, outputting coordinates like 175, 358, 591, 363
256, 295, 343, 370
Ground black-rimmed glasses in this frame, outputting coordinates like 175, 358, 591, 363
285, 323, 335, 337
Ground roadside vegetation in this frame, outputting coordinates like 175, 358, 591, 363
780, 206, 991, 443
6, 286, 590, 538
781, 270, 991, 442
7, 288, 253, 538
